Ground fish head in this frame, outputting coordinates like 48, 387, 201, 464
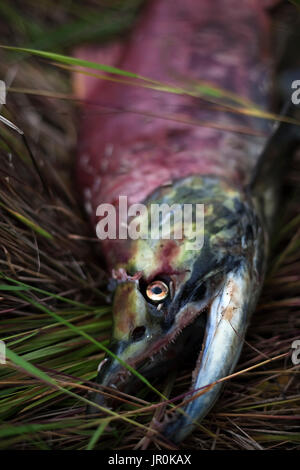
89, 176, 267, 441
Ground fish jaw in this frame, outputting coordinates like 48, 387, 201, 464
163, 260, 262, 442
88, 176, 267, 441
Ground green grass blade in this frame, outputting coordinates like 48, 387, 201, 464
86, 419, 109, 450
13, 289, 167, 402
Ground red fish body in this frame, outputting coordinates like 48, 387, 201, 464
77, 0, 274, 255
76, 0, 292, 443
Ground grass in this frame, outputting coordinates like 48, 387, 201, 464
0, 0, 299, 450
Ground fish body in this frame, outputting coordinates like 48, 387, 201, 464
77, 0, 273, 242
76, 0, 297, 443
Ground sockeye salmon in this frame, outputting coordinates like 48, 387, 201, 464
76, 0, 299, 443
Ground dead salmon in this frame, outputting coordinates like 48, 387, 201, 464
75, 0, 299, 443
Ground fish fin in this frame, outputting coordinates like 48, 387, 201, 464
72, 43, 124, 101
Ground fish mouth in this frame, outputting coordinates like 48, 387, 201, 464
163, 263, 258, 442
87, 302, 210, 412
88, 261, 259, 445
127, 307, 209, 386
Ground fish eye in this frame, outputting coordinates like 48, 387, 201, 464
146, 280, 169, 302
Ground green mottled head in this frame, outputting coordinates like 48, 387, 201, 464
89, 175, 267, 436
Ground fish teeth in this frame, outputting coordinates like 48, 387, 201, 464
97, 358, 108, 372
